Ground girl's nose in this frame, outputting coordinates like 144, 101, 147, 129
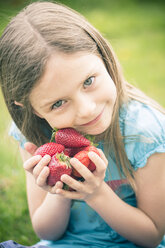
75, 94, 96, 119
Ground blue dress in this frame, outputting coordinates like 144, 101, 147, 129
9, 100, 165, 247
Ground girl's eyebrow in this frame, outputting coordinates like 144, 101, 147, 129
40, 63, 99, 109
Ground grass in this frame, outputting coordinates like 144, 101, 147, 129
0, 0, 165, 245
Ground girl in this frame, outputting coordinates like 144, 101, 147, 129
0, 1, 165, 247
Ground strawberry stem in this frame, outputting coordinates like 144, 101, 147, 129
84, 134, 98, 147
50, 127, 59, 142
56, 152, 72, 168
63, 183, 69, 190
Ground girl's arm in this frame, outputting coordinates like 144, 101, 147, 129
20, 146, 71, 241
86, 153, 165, 247
56, 150, 165, 247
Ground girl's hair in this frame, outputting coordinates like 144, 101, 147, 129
0, 1, 164, 186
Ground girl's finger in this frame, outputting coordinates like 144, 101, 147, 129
50, 181, 64, 194
56, 187, 84, 200
70, 157, 94, 181
61, 174, 84, 192
24, 142, 38, 155
97, 149, 108, 166
23, 155, 42, 171
88, 151, 107, 175
36, 166, 50, 187
33, 155, 51, 178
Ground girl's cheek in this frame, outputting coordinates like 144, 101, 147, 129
52, 118, 69, 128
48, 116, 74, 129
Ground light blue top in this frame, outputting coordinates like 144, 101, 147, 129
9, 100, 165, 247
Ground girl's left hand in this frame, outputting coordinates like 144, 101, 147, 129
55, 149, 108, 201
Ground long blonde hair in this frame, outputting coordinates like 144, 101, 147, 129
0, 1, 164, 187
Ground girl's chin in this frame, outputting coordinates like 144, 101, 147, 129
83, 124, 109, 136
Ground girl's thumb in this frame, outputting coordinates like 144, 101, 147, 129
24, 142, 38, 155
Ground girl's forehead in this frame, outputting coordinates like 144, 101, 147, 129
46, 51, 101, 67
38, 52, 103, 84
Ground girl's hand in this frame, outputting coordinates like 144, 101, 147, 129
23, 142, 63, 194
55, 149, 108, 201
24, 142, 38, 155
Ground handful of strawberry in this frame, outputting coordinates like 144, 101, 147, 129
34, 128, 100, 187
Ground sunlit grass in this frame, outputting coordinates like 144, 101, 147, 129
0, 0, 165, 245
85, 2, 165, 105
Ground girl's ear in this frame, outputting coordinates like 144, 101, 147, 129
14, 101, 24, 107
14, 100, 43, 118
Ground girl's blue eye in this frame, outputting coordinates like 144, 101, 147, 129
83, 77, 94, 88
52, 100, 65, 109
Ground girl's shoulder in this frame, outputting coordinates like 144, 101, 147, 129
120, 99, 165, 135
119, 100, 165, 170
9, 121, 27, 148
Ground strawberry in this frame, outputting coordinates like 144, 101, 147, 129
72, 150, 90, 178
72, 146, 100, 177
51, 128, 91, 148
34, 142, 65, 157
63, 147, 84, 157
47, 152, 72, 186
83, 146, 100, 172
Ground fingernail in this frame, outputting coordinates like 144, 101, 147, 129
56, 181, 62, 187
43, 154, 51, 160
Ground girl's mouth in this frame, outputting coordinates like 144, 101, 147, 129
80, 107, 105, 127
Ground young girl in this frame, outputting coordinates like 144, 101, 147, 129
0, 1, 165, 248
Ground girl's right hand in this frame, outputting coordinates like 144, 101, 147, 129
23, 142, 63, 194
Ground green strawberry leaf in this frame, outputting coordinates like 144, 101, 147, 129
50, 127, 58, 142
63, 183, 69, 190
84, 134, 98, 147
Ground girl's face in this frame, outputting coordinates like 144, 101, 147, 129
29, 52, 117, 135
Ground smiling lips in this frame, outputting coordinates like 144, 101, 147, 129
80, 107, 105, 127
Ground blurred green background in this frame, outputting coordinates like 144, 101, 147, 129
0, 0, 165, 245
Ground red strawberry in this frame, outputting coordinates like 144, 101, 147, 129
63, 147, 84, 157
34, 142, 65, 157
52, 128, 91, 148
47, 152, 72, 186
83, 146, 100, 171
72, 150, 90, 178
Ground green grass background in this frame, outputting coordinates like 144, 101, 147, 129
0, 0, 165, 245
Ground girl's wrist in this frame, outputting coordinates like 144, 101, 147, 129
85, 181, 112, 207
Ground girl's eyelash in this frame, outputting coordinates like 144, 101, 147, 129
83, 76, 95, 88
51, 100, 66, 110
